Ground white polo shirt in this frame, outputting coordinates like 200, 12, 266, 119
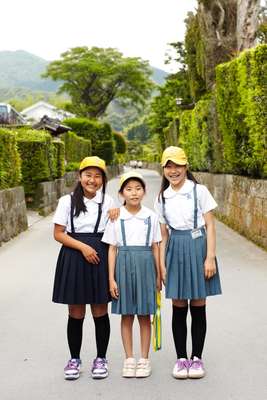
102, 205, 162, 247
53, 191, 115, 233
154, 179, 217, 230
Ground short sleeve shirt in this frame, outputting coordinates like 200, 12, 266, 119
154, 179, 217, 230
53, 191, 115, 233
102, 205, 162, 246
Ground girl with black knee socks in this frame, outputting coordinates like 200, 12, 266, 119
154, 146, 222, 379
52, 156, 115, 380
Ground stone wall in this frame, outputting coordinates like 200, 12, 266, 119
36, 165, 122, 216
0, 186, 28, 246
193, 173, 267, 250
147, 164, 267, 250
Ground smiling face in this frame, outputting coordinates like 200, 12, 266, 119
79, 167, 104, 198
121, 179, 145, 208
163, 160, 187, 190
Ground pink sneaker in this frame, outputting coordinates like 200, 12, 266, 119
64, 358, 81, 380
172, 358, 188, 379
188, 357, 205, 378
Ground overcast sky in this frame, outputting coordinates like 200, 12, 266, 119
0, 0, 197, 71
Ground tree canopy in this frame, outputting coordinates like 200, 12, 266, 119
43, 47, 154, 118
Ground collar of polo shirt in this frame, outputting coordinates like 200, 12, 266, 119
83, 188, 103, 203
120, 205, 151, 220
164, 179, 194, 199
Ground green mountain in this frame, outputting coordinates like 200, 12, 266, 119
0, 50, 167, 97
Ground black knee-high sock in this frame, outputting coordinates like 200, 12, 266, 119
190, 304, 207, 359
93, 314, 110, 359
67, 316, 84, 359
172, 305, 188, 359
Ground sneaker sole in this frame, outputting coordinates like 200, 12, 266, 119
92, 372, 109, 379
188, 373, 205, 379
64, 374, 80, 380
173, 374, 188, 379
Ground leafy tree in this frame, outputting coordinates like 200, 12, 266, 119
43, 47, 154, 118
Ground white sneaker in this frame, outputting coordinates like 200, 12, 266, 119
136, 358, 151, 378
188, 357, 205, 378
122, 358, 136, 378
64, 358, 81, 380
172, 358, 188, 379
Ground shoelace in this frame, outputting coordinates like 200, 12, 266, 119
190, 360, 203, 369
94, 359, 107, 370
66, 360, 79, 370
176, 360, 188, 370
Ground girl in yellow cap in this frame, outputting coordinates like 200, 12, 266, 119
102, 171, 162, 378
52, 156, 115, 380
154, 146, 222, 379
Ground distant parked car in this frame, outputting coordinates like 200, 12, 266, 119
129, 160, 137, 168
137, 160, 143, 168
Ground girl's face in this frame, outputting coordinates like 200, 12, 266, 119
164, 160, 187, 189
121, 179, 145, 207
79, 167, 103, 198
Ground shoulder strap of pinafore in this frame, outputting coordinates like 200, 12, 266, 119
145, 216, 151, 247
193, 183, 198, 229
94, 203, 102, 234
120, 219, 127, 246
120, 216, 152, 246
70, 195, 75, 233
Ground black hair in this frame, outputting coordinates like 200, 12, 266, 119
158, 168, 198, 203
119, 177, 146, 206
72, 167, 107, 217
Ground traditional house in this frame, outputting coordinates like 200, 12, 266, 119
21, 101, 74, 122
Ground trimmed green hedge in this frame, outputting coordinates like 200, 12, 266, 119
64, 117, 115, 164
63, 131, 91, 163
113, 131, 127, 154
53, 140, 65, 178
177, 44, 266, 177
0, 128, 21, 190
216, 44, 267, 177
16, 129, 57, 195
179, 98, 212, 171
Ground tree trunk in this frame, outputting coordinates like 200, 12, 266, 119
236, 0, 261, 51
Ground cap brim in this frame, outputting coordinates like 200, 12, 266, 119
161, 157, 187, 167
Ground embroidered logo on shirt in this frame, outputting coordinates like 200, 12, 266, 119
144, 218, 149, 225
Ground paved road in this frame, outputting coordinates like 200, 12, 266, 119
1, 168, 267, 400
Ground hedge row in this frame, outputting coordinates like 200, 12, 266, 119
215, 44, 267, 177
16, 129, 65, 195
177, 44, 267, 178
64, 118, 115, 164
0, 128, 21, 190
63, 131, 91, 164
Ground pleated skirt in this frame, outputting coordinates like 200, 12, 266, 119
52, 232, 110, 305
165, 228, 222, 300
112, 246, 156, 315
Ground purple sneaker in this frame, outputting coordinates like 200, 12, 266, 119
91, 357, 109, 379
188, 357, 205, 378
172, 358, 189, 379
64, 358, 81, 380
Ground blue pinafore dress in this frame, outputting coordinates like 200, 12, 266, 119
112, 217, 156, 315
163, 184, 222, 300
52, 196, 110, 305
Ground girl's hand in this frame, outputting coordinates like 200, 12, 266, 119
81, 244, 100, 264
204, 257, 216, 279
156, 275, 162, 291
109, 280, 119, 299
160, 267, 166, 286
108, 208, 120, 221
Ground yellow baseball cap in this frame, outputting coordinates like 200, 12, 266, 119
119, 171, 145, 190
79, 156, 106, 172
161, 146, 188, 167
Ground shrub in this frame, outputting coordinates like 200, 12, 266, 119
16, 129, 55, 195
0, 128, 21, 189
62, 131, 91, 163
113, 132, 127, 154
